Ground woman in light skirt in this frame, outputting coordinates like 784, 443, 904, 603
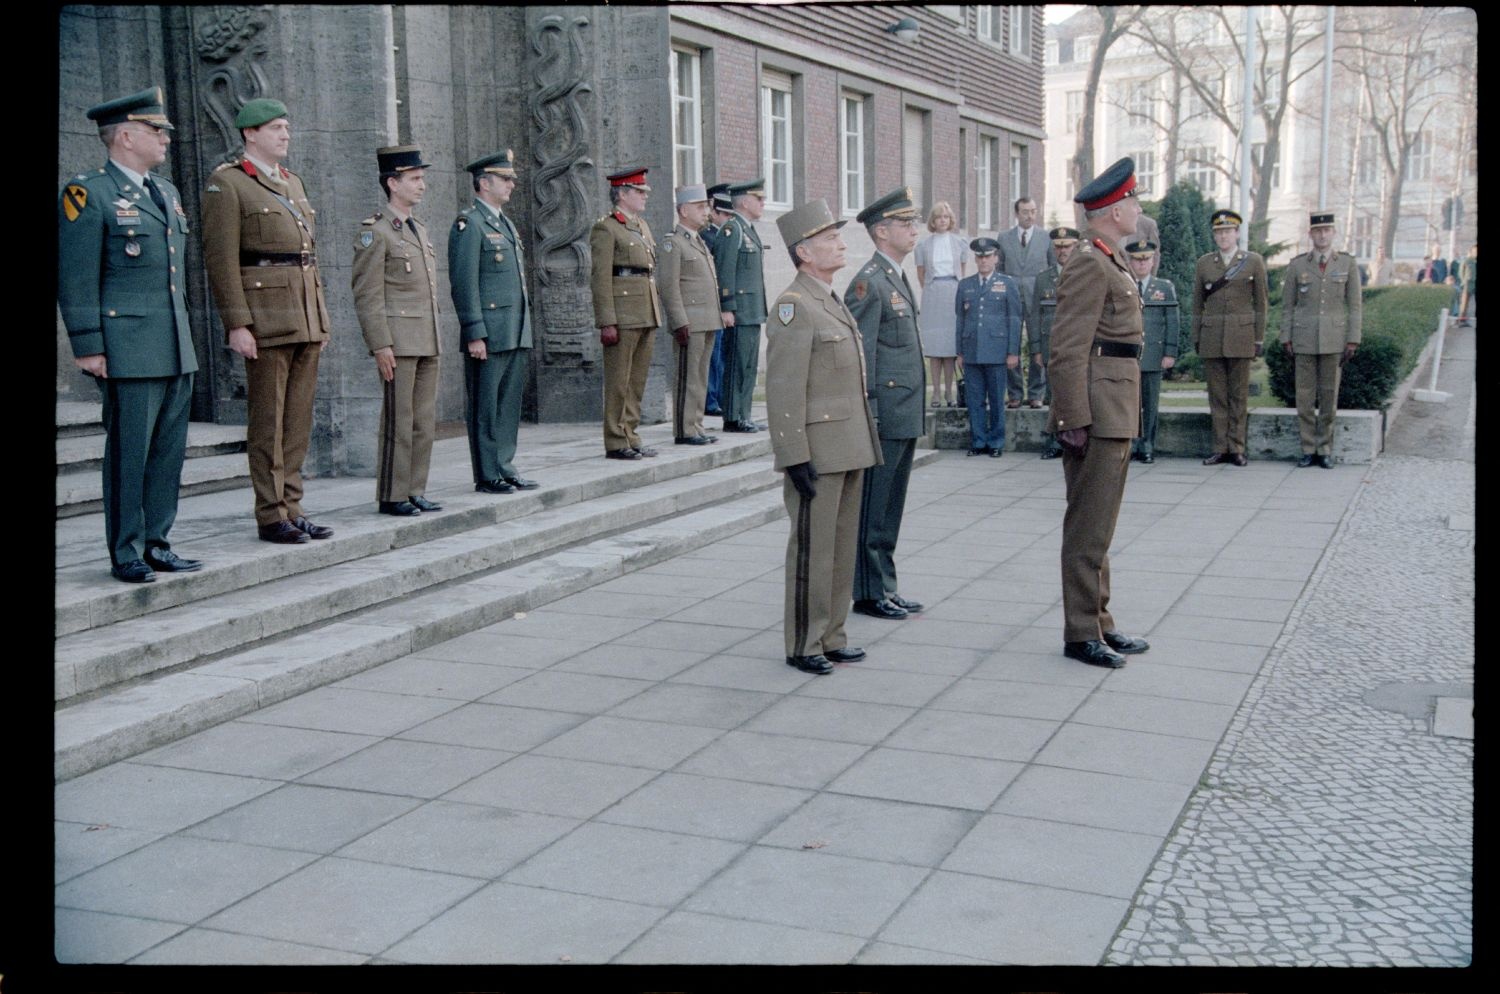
913, 202, 971, 407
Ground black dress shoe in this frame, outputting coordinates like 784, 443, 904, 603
1142, 452, 1155, 464
1102, 630, 1150, 654
379, 500, 421, 516
504, 476, 540, 490
786, 654, 834, 675
888, 593, 923, 613
967, 447, 985, 456
1202, 452, 1228, 466
111, 559, 156, 583
676, 435, 712, 445
291, 516, 334, 539
476, 478, 516, 494
1040, 446, 1062, 460
408, 494, 443, 512
1231, 453, 1248, 467
853, 598, 908, 620
824, 646, 865, 663
989, 447, 1003, 458
723, 420, 759, 433
635, 445, 659, 457
705, 407, 723, 417
1315, 454, 1333, 469
259, 520, 311, 544
144, 547, 202, 572
606, 448, 643, 460
1064, 640, 1127, 668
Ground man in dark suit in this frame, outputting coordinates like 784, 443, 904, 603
1126, 239, 1180, 464
58, 87, 201, 582
996, 196, 1056, 409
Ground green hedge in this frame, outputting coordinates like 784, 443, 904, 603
1265, 284, 1452, 409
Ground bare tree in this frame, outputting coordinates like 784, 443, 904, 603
1069, 5, 1143, 218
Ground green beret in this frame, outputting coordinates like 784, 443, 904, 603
235, 98, 289, 130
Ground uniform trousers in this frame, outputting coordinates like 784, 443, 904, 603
963, 363, 1007, 450
244, 341, 321, 527
673, 329, 716, 439
854, 436, 916, 601
1134, 371, 1163, 456
1294, 352, 1342, 456
1202, 356, 1251, 455
783, 468, 864, 658
1060, 435, 1131, 643
602, 326, 655, 451
1007, 338, 1046, 402
463, 347, 528, 484
377, 354, 439, 502
98, 372, 193, 566
721, 323, 761, 423
705, 332, 724, 413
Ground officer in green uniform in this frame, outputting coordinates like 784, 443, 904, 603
1029, 226, 1080, 459
711, 178, 770, 432
58, 87, 200, 582
1193, 209, 1268, 466
1126, 239, 1180, 463
352, 144, 443, 515
703, 182, 733, 419
847, 187, 926, 621
449, 149, 538, 494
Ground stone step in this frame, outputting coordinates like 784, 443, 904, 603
56, 453, 253, 519
55, 422, 247, 476
57, 400, 104, 438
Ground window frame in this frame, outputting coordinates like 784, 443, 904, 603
760, 71, 795, 210
669, 45, 703, 189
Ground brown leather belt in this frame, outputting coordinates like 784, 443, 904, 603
1093, 340, 1142, 358
613, 266, 652, 276
243, 250, 314, 269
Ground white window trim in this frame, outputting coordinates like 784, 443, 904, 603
670, 46, 703, 189
761, 72, 794, 209
1009, 142, 1027, 203
977, 136, 997, 230
1007, 5, 1030, 58
841, 94, 866, 217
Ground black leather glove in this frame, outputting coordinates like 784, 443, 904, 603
786, 461, 819, 501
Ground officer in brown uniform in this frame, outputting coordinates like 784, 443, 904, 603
590, 168, 662, 459
201, 98, 334, 544
657, 184, 723, 446
351, 144, 443, 516
1279, 210, 1361, 468
1049, 157, 1151, 669
1193, 209, 1268, 466
766, 199, 881, 675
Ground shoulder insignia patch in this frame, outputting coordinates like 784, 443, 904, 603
722, 226, 734, 237
663, 238, 674, 252
361, 214, 380, 225
778, 302, 795, 325
853, 280, 868, 300
62, 184, 88, 222
205, 183, 220, 194
456, 217, 467, 231
358, 230, 374, 248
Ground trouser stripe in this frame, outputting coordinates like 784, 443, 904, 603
792, 491, 812, 656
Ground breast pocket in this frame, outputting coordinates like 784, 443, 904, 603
108, 227, 152, 268
244, 203, 290, 244
815, 328, 854, 370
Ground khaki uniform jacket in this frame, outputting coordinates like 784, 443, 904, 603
658, 223, 722, 332
1279, 250, 1362, 354
765, 271, 881, 474
1026, 263, 1062, 363
351, 211, 442, 357
201, 157, 332, 347
589, 210, 661, 330
1139, 276, 1181, 371
1192, 249, 1268, 358
1047, 232, 1144, 439
846, 253, 927, 440
447, 201, 532, 351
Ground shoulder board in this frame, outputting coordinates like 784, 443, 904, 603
780, 291, 802, 299
73, 173, 89, 182
612, 210, 628, 224
1091, 238, 1113, 256
859, 264, 878, 276
1077, 241, 1092, 253
361, 213, 382, 226
211, 161, 235, 174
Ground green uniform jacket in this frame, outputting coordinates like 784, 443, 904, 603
847, 253, 927, 440
589, 210, 661, 330
200, 157, 332, 347
1047, 233, 1143, 439
448, 202, 533, 350
711, 212, 768, 324
1279, 250, 1362, 354
1139, 276, 1181, 371
1192, 249, 1268, 358
58, 162, 197, 378
1026, 263, 1061, 363
352, 211, 442, 357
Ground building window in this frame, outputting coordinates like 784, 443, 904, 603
1404, 131, 1431, 182
761, 72, 793, 208
1045, 39, 1058, 65
977, 136, 998, 230
976, 6, 1001, 44
841, 94, 867, 216
903, 105, 931, 216
1132, 150, 1156, 196
1353, 215, 1376, 259
1251, 142, 1280, 189
1357, 135, 1380, 185
1259, 65, 1282, 110
1127, 79, 1155, 126
1073, 36, 1094, 64
1183, 146, 1217, 194
1187, 74, 1220, 120
1009, 142, 1028, 202
1065, 90, 1085, 137
670, 46, 702, 188
1007, 6, 1031, 57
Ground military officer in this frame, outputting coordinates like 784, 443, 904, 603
202, 97, 334, 544
1193, 209, 1268, 466
1129, 211, 1162, 276
953, 238, 1022, 456
589, 168, 662, 460
352, 144, 443, 516
449, 149, 538, 495
711, 178, 770, 433
1049, 157, 1152, 669
767, 199, 881, 675
658, 185, 723, 446
703, 182, 734, 419
59, 86, 201, 582
1279, 211, 1361, 468
1127, 239, 1180, 464
1030, 227, 1081, 459
847, 187, 926, 621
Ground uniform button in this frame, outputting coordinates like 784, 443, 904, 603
171, 284, 177, 292
170, 266, 177, 273
108, 309, 117, 317
488, 303, 496, 309
254, 281, 263, 288
169, 247, 175, 254
263, 207, 270, 213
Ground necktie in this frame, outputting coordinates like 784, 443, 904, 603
144, 175, 167, 214
1021, 230, 1029, 249
1319, 255, 1327, 274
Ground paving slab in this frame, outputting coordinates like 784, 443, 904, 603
503, 821, 744, 906
826, 747, 1024, 810
758, 793, 980, 867
295, 739, 513, 798
130, 928, 369, 965
941, 812, 1164, 898
182, 783, 422, 854
674, 730, 870, 790
54, 908, 185, 964
334, 800, 579, 878
55, 821, 164, 885
443, 754, 659, 819
595, 772, 811, 841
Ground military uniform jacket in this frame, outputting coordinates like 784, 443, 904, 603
58, 162, 197, 378
954, 272, 1023, 365
1192, 249, 1268, 358
765, 271, 881, 474
201, 157, 332, 347
352, 211, 442, 357
711, 212, 768, 324
448, 201, 532, 351
847, 253, 927, 440
1139, 276, 1181, 371
589, 211, 661, 329
1026, 263, 1062, 363
1047, 230, 1143, 439
1279, 250, 1362, 354
657, 223, 722, 332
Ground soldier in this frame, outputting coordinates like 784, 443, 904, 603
658, 185, 723, 446
351, 144, 443, 516
702, 182, 734, 419
766, 199, 881, 675
1129, 211, 1162, 276
1029, 227, 1081, 459
996, 197, 1055, 409
1278, 211, 1360, 468
449, 149, 538, 495
712, 178, 770, 433
1049, 156, 1151, 669
589, 168, 662, 460
953, 238, 1022, 457
59, 86, 201, 582
1192, 209, 1268, 466
202, 97, 334, 544
1126, 239, 1180, 464
847, 187, 926, 621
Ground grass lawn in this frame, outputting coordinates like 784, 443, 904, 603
1161, 361, 1281, 408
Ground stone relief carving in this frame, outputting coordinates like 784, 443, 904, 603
195, 6, 271, 162
529, 13, 595, 290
